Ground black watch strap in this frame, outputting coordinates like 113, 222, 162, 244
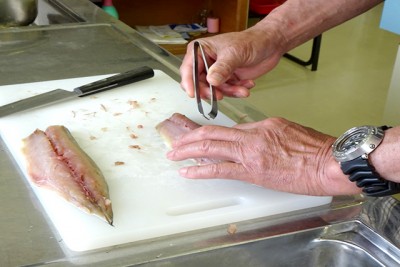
341, 156, 400, 197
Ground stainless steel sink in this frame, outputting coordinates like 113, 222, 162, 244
136, 221, 400, 267
0, 0, 156, 85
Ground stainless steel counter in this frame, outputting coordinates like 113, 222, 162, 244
1, 1, 400, 266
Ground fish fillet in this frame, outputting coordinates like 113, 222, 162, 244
22, 125, 113, 225
156, 113, 219, 164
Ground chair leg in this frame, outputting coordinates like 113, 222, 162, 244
283, 34, 322, 71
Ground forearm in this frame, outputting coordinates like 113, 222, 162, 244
370, 126, 400, 183
252, 0, 383, 53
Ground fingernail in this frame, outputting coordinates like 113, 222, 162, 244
209, 73, 224, 85
179, 167, 188, 176
166, 150, 174, 159
233, 89, 249, 98
244, 80, 255, 88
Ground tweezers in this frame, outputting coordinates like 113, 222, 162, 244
193, 41, 218, 120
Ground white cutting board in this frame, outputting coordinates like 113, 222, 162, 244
0, 70, 331, 251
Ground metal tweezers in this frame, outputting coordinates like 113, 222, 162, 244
193, 41, 218, 120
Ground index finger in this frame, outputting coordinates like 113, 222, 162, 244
172, 125, 244, 147
180, 41, 207, 98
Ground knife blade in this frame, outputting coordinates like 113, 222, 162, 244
0, 66, 154, 117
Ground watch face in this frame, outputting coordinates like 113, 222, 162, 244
336, 128, 369, 154
332, 126, 384, 162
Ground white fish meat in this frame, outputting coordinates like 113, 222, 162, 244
22, 125, 113, 225
156, 113, 220, 164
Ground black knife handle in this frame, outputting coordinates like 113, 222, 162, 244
74, 66, 154, 96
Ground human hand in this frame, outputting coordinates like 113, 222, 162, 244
179, 27, 284, 100
167, 117, 360, 196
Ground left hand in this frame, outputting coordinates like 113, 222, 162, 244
167, 117, 360, 196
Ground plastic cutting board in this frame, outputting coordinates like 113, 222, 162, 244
0, 70, 332, 251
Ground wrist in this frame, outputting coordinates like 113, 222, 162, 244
321, 138, 362, 196
247, 18, 287, 56
332, 125, 400, 197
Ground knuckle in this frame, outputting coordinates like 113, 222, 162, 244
197, 125, 212, 136
200, 139, 214, 153
208, 164, 221, 175
262, 117, 288, 128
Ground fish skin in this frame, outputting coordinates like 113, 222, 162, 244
156, 113, 220, 164
22, 126, 113, 225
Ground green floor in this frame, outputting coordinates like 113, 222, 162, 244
245, 3, 399, 136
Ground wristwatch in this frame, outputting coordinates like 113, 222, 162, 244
332, 125, 400, 197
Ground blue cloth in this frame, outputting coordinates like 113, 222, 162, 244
380, 0, 400, 35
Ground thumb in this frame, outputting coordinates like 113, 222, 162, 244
207, 54, 242, 87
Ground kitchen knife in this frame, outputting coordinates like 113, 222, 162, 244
0, 66, 154, 117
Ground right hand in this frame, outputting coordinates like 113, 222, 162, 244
179, 27, 285, 100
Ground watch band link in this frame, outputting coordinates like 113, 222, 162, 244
341, 157, 400, 197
